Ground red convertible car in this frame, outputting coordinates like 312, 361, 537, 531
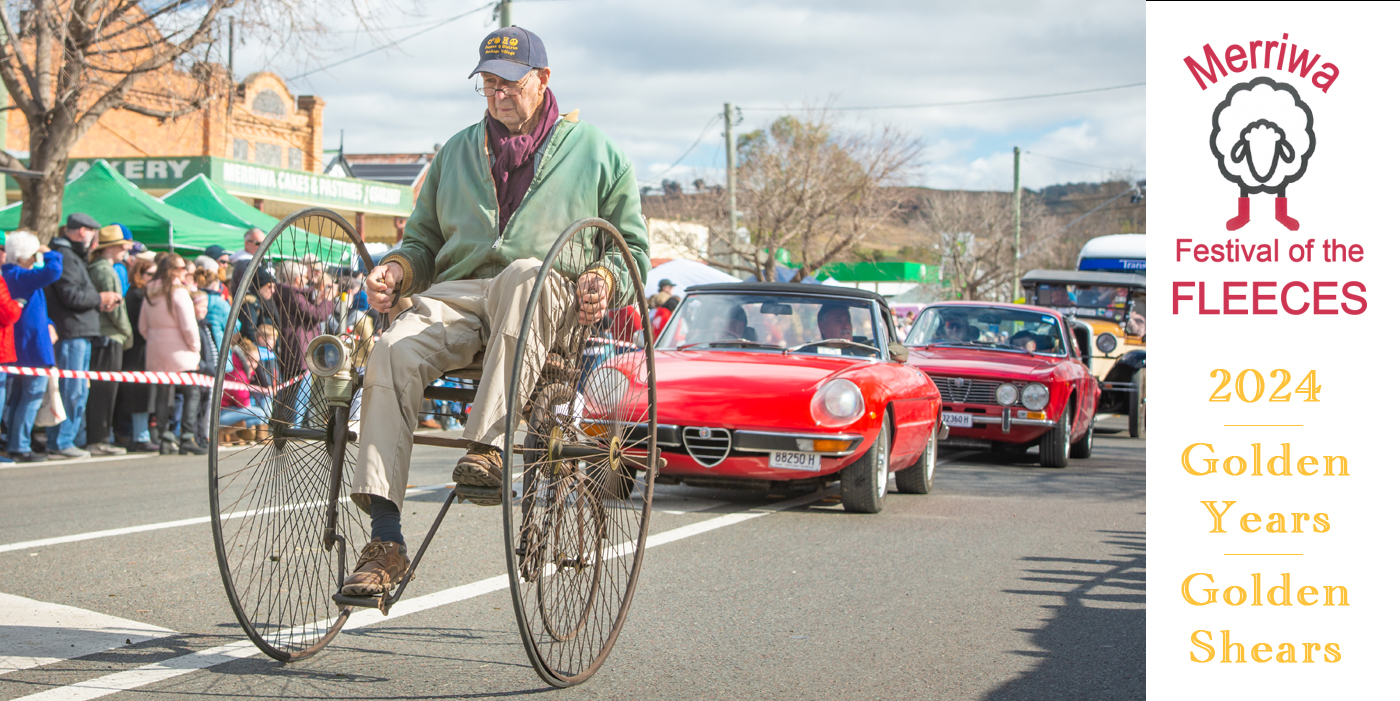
594, 283, 943, 513
903, 302, 1100, 467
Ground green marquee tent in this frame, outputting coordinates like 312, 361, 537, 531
0, 159, 245, 252
161, 174, 360, 266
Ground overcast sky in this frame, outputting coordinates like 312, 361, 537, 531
250, 0, 1145, 192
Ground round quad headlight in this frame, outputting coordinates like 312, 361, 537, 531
995, 383, 1019, 407
582, 367, 630, 410
1021, 382, 1050, 411
305, 335, 350, 378
1096, 332, 1118, 354
811, 379, 865, 426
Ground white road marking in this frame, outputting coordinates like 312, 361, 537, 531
13, 488, 835, 701
0, 485, 453, 555
0, 453, 150, 471
0, 593, 175, 677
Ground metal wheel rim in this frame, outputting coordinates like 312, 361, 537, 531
502, 218, 657, 687
208, 207, 376, 661
876, 422, 890, 498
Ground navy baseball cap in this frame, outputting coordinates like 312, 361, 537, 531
470, 26, 547, 82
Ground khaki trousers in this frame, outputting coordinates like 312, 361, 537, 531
352, 259, 572, 511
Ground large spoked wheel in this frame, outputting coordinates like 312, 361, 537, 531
503, 218, 657, 687
209, 207, 378, 661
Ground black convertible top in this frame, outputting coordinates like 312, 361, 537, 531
685, 282, 887, 306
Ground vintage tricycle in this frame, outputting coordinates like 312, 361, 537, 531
208, 209, 658, 687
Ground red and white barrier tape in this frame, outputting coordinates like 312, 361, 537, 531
0, 364, 305, 394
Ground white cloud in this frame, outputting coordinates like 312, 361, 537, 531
244, 0, 1144, 192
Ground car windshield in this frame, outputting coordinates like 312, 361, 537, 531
906, 305, 1066, 356
1030, 282, 1136, 323
656, 293, 880, 357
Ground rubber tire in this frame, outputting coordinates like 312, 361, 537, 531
1128, 368, 1145, 438
895, 432, 936, 495
1070, 411, 1094, 458
841, 416, 891, 513
1039, 409, 1071, 468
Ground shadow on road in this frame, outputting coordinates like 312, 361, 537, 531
935, 437, 1146, 502
983, 528, 1146, 701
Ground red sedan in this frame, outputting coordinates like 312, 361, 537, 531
611, 283, 943, 513
903, 302, 1100, 467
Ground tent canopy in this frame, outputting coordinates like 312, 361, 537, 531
645, 258, 740, 298
162, 174, 283, 232
0, 159, 245, 252
162, 174, 361, 268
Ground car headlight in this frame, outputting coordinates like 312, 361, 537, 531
1096, 333, 1118, 354
811, 379, 865, 426
995, 383, 1019, 406
1021, 382, 1049, 411
582, 367, 630, 410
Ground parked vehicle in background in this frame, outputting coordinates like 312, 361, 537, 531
903, 302, 1101, 467
631, 283, 943, 513
1021, 267, 1145, 438
1076, 233, 1145, 274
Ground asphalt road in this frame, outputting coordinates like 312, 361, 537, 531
0, 419, 1144, 701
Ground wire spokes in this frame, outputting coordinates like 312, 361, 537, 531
210, 209, 376, 661
505, 219, 657, 685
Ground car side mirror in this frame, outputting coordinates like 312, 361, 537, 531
889, 343, 909, 363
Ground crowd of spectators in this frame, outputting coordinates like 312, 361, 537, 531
0, 214, 372, 463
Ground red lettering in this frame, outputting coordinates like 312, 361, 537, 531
1176, 238, 1194, 261
1342, 281, 1367, 314
1194, 244, 1209, 262
1199, 281, 1220, 315
1185, 44, 1229, 89
1288, 45, 1321, 77
1252, 281, 1277, 315
1223, 281, 1248, 314
1173, 281, 1195, 314
1225, 44, 1247, 72
1313, 281, 1338, 315
1282, 282, 1310, 314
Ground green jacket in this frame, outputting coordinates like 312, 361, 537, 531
88, 257, 133, 349
384, 113, 649, 298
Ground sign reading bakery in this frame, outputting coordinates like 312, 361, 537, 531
1170, 34, 1367, 317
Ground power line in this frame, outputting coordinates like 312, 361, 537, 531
286, 2, 496, 82
740, 81, 1145, 112
641, 113, 723, 185
1025, 151, 1144, 175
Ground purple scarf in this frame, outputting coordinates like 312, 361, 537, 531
486, 88, 559, 231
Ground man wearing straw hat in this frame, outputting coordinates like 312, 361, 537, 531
85, 225, 134, 456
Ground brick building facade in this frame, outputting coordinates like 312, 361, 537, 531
4, 71, 322, 176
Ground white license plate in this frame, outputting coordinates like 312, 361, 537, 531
944, 412, 974, 428
769, 451, 822, 471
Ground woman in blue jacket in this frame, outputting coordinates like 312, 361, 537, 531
3, 231, 63, 461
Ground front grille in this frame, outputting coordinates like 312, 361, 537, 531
930, 376, 1027, 406
682, 427, 731, 467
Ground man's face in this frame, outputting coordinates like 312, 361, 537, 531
67, 226, 96, 245
818, 308, 853, 340
660, 284, 673, 294
940, 317, 968, 339
245, 230, 265, 253
482, 69, 551, 133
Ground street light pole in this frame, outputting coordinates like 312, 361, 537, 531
1012, 145, 1021, 300
725, 102, 739, 275
499, 0, 511, 28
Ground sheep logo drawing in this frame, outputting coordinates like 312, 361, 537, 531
1210, 76, 1315, 232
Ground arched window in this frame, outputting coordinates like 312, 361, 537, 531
251, 89, 286, 118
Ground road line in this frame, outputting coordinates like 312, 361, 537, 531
0, 593, 175, 677
14, 488, 834, 701
0, 485, 453, 554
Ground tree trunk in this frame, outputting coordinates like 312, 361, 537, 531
18, 124, 73, 243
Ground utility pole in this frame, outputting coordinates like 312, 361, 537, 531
1012, 146, 1022, 300
499, 0, 511, 27
724, 102, 739, 275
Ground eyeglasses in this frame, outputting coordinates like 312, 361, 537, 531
474, 80, 529, 98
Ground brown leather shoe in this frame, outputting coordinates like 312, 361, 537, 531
453, 441, 503, 506
340, 538, 409, 597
